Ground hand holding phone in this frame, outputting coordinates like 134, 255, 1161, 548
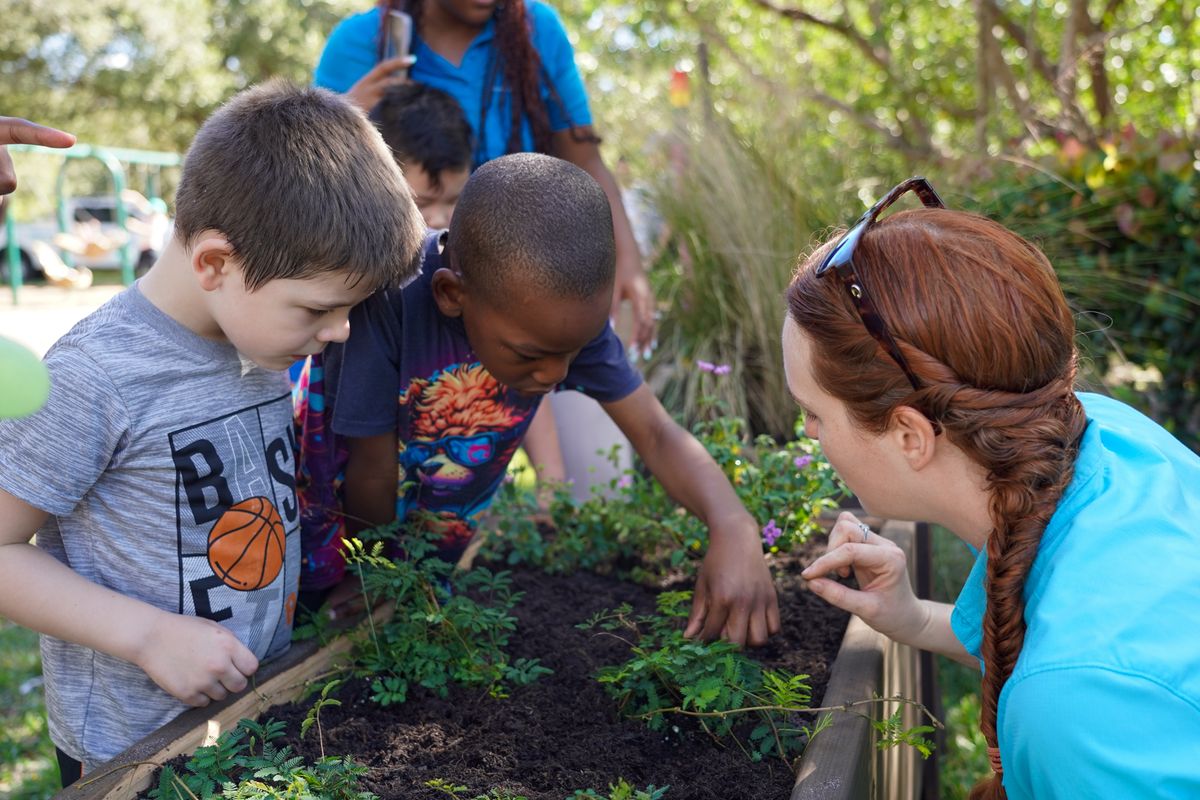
388, 10, 413, 80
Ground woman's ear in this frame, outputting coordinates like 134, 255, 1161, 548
888, 405, 939, 470
431, 267, 466, 317
191, 234, 238, 292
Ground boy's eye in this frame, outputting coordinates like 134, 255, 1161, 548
305, 308, 329, 317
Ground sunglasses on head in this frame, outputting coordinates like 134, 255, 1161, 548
815, 177, 945, 392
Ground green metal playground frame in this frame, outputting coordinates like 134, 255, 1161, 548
4, 143, 181, 302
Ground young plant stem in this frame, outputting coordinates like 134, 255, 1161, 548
635, 695, 942, 728
359, 562, 382, 664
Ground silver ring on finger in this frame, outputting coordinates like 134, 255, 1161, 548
857, 522, 871, 543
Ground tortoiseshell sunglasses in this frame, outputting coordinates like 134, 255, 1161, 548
815, 177, 945, 391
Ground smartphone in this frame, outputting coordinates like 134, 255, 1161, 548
388, 9, 413, 79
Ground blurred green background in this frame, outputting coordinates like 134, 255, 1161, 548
2, 1, 1197, 796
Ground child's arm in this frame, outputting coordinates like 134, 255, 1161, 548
343, 431, 399, 535
522, 402, 567, 496
0, 488, 260, 707
603, 384, 780, 646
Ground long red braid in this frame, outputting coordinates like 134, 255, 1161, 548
787, 208, 1088, 799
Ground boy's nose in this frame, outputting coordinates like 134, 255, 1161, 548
532, 357, 570, 388
424, 206, 450, 230
322, 314, 352, 344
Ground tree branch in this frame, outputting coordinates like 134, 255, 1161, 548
979, 0, 1057, 84
748, 0, 891, 72
694, 19, 940, 160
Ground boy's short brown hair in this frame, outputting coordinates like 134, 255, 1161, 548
174, 80, 424, 292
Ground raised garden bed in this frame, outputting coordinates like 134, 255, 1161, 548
54, 516, 930, 800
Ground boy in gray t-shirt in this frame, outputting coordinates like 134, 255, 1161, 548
0, 80, 424, 779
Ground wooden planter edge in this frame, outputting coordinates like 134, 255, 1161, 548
792, 518, 925, 800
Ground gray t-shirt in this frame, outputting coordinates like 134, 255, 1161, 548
0, 284, 300, 770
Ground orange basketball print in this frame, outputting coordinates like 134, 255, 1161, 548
207, 497, 285, 591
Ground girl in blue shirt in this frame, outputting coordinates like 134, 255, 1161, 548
315, 0, 655, 352
787, 179, 1200, 799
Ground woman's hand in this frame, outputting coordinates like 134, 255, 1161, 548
344, 56, 416, 113
801, 512, 928, 643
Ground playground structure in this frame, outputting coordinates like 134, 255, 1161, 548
3, 143, 180, 303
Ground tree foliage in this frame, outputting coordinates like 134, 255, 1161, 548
0, 0, 359, 152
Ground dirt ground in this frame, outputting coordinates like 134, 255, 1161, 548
259, 549, 850, 800
0, 280, 123, 357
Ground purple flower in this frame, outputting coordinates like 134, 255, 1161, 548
794, 455, 813, 469
617, 474, 634, 490
712, 364, 732, 375
761, 518, 783, 547
696, 360, 716, 373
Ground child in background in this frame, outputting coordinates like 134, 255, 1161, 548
312, 152, 778, 647
0, 81, 424, 782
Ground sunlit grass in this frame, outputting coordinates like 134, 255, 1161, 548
0, 619, 59, 799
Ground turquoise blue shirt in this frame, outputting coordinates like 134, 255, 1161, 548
314, 2, 592, 167
952, 392, 1200, 799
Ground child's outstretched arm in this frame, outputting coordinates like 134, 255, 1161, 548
603, 385, 780, 646
0, 488, 260, 707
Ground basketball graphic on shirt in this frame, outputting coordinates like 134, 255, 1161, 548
207, 497, 286, 591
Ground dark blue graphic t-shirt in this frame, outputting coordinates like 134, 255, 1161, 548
297, 232, 640, 577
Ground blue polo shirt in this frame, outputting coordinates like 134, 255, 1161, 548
315, 1, 593, 166
951, 393, 1200, 799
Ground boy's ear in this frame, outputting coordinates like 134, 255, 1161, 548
431, 267, 466, 317
887, 405, 939, 471
190, 234, 239, 292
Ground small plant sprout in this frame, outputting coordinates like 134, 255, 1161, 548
424, 779, 529, 799
148, 718, 376, 800
568, 780, 670, 799
300, 678, 343, 759
581, 593, 942, 766
426, 778, 667, 800
341, 526, 551, 706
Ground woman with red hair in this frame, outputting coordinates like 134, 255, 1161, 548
788, 179, 1200, 799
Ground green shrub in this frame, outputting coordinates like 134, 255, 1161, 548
971, 132, 1200, 450
342, 529, 551, 706
484, 408, 844, 580
148, 718, 375, 800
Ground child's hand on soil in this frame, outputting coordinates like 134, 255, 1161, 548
136, 613, 259, 707
685, 514, 780, 647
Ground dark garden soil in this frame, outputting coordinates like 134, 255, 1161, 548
258, 540, 850, 800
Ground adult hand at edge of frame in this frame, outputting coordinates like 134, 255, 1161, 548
0, 117, 76, 196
